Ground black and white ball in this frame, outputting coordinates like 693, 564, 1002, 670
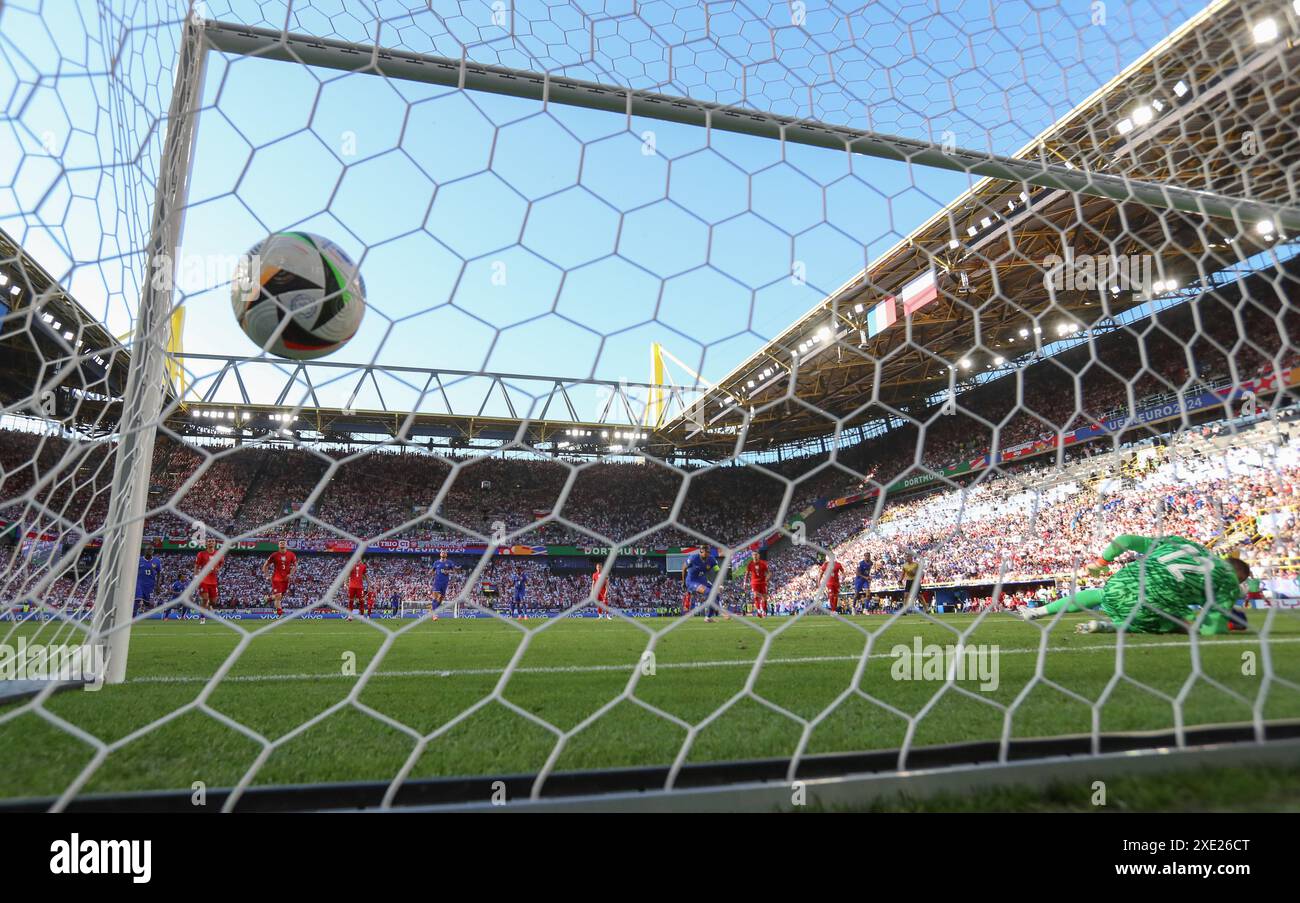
231, 232, 365, 360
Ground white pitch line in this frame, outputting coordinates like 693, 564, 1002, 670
125, 635, 1300, 685
59, 611, 1298, 641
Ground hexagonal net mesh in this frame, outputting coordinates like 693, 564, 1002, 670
1, 0, 1299, 810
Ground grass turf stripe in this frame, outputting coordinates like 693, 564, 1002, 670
122, 634, 1300, 684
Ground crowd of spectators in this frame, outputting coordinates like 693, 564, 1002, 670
2, 292, 1298, 618
0, 432, 796, 550
767, 429, 1299, 609
3, 424, 1296, 616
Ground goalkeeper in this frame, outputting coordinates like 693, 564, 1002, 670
1020, 535, 1250, 636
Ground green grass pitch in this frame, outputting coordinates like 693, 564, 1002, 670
2, 611, 1299, 801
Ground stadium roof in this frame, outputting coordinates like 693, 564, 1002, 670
661, 0, 1300, 456
3, 0, 1297, 458
0, 228, 135, 429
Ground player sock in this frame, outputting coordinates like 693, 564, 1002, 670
1043, 588, 1105, 616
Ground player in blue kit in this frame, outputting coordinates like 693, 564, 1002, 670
134, 545, 162, 616
163, 574, 186, 619
682, 546, 725, 622
852, 554, 873, 614
511, 571, 527, 619
429, 550, 455, 620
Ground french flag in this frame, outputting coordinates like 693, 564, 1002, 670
866, 297, 897, 337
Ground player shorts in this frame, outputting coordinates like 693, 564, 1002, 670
750, 583, 767, 595
433, 580, 450, 596
853, 578, 869, 592
135, 583, 155, 602
272, 576, 289, 595
685, 576, 711, 593
348, 585, 364, 602
200, 581, 218, 598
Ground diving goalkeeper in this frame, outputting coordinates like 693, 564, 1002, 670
1019, 534, 1250, 636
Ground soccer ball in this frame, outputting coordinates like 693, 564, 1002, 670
230, 232, 365, 360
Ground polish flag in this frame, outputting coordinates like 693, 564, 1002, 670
900, 270, 939, 316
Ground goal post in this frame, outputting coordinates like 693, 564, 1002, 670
200, 20, 1300, 234
89, 17, 210, 685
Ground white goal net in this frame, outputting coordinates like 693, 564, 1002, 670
0, 0, 1298, 811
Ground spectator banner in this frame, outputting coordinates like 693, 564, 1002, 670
826, 463, 973, 508
140, 539, 698, 557
1264, 577, 1300, 605
1256, 509, 1293, 537
19, 537, 58, 565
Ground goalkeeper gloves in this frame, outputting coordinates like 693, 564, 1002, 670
1085, 556, 1110, 577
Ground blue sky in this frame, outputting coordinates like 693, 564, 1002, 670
0, 0, 1210, 422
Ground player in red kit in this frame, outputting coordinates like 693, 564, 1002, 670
749, 549, 770, 618
818, 554, 845, 613
592, 562, 611, 620
261, 539, 297, 618
195, 538, 222, 624
347, 554, 368, 621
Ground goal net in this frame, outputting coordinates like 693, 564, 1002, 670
1, 0, 1298, 811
